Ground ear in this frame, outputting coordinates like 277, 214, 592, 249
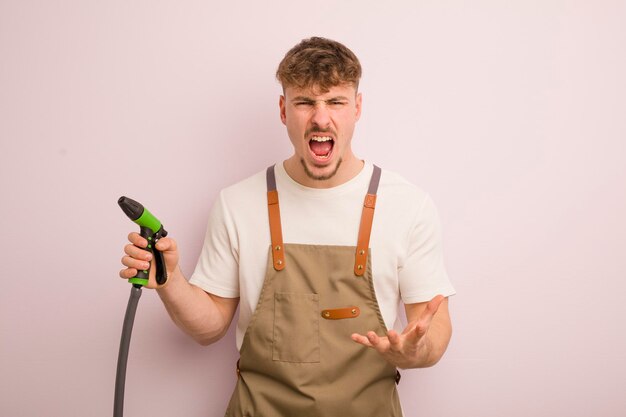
355, 92, 362, 121
279, 95, 286, 125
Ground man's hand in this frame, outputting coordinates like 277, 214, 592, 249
120, 232, 180, 289
119, 231, 238, 345
351, 295, 450, 369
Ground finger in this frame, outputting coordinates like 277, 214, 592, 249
407, 321, 428, 344
367, 331, 392, 354
419, 295, 445, 324
119, 267, 137, 279
124, 243, 153, 261
119, 261, 158, 288
351, 333, 373, 347
406, 296, 446, 344
128, 232, 148, 248
387, 330, 402, 350
121, 254, 151, 272
367, 331, 381, 347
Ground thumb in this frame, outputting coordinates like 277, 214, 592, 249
154, 237, 180, 278
155, 237, 177, 252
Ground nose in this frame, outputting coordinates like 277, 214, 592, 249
311, 101, 331, 128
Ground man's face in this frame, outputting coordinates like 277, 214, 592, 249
280, 83, 362, 185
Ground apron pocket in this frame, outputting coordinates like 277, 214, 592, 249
272, 292, 320, 363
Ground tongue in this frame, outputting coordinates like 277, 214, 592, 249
310, 140, 332, 156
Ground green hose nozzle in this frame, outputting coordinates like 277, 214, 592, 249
118, 196, 168, 287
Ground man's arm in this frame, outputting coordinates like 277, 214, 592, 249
121, 233, 239, 346
351, 295, 452, 369
402, 296, 452, 367
156, 264, 239, 345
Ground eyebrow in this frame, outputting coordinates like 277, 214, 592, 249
291, 96, 350, 102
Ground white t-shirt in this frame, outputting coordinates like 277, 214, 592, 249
190, 162, 456, 350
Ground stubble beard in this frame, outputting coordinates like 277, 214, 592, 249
300, 157, 343, 181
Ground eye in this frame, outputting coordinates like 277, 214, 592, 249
328, 100, 347, 107
294, 101, 314, 107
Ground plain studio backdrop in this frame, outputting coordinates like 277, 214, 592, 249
1, 1, 625, 416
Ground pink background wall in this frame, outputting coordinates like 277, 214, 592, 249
2, 1, 625, 416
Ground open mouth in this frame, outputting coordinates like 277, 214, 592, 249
308, 135, 335, 160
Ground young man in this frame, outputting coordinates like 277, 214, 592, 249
120, 37, 455, 416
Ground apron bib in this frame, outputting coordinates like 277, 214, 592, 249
225, 165, 402, 417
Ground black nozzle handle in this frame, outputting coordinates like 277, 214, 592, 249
137, 226, 168, 286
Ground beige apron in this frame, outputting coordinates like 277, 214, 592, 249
225, 165, 402, 417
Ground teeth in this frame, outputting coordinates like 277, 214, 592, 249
310, 136, 333, 142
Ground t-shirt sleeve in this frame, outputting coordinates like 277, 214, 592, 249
399, 194, 456, 304
189, 191, 240, 298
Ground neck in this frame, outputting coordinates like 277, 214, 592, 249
283, 154, 364, 189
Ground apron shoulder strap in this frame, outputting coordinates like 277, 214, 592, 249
354, 165, 381, 276
266, 165, 285, 270
266, 164, 381, 274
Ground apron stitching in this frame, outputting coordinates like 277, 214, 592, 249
364, 251, 389, 332
238, 247, 276, 358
